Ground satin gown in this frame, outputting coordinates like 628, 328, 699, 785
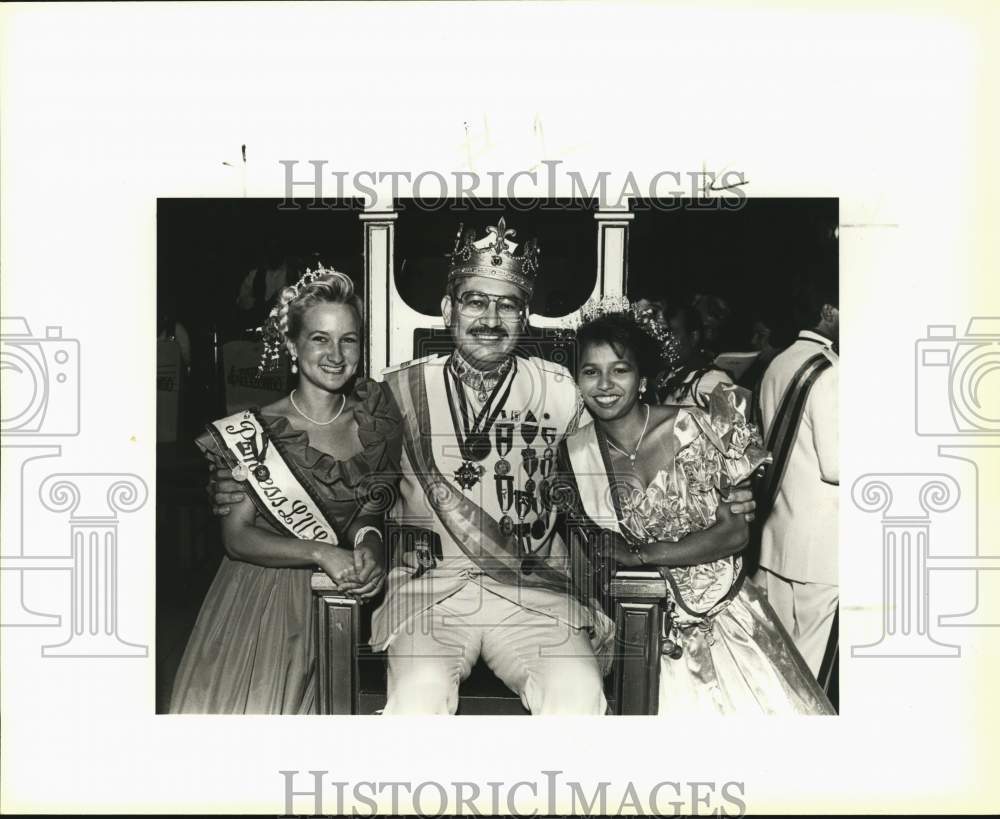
560, 383, 834, 715
168, 379, 401, 714
616, 449, 834, 715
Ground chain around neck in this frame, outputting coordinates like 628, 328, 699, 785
605, 404, 651, 465
449, 349, 513, 392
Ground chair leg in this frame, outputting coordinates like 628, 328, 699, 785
612, 600, 662, 715
314, 592, 360, 715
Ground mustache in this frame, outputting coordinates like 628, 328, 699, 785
469, 327, 508, 337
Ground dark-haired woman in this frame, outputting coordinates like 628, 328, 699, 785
559, 303, 833, 715
169, 269, 402, 714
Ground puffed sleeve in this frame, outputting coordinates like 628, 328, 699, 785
352, 378, 403, 475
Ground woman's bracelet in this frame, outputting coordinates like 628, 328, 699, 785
353, 526, 383, 550
628, 539, 647, 564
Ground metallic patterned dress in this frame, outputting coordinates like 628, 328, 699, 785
617, 474, 834, 716
563, 383, 834, 715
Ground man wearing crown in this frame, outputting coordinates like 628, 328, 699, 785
369, 218, 613, 714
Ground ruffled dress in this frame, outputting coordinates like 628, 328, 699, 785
168, 379, 402, 714
562, 384, 834, 715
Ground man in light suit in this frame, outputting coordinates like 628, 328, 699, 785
754, 282, 839, 678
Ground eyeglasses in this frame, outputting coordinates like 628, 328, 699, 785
453, 291, 526, 321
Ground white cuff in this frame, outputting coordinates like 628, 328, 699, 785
353, 525, 382, 550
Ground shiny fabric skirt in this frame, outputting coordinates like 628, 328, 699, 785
168, 557, 316, 714
658, 578, 834, 715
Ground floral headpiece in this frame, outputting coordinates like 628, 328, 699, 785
565, 295, 682, 366
257, 265, 354, 373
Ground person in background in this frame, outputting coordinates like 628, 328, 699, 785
236, 237, 289, 328
692, 293, 732, 360
157, 294, 192, 373
752, 279, 839, 687
737, 310, 788, 396
652, 302, 734, 408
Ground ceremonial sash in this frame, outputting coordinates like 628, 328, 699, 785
818, 607, 839, 708
384, 362, 572, 588
755, 351, 833, 521
206, 409, 339, 543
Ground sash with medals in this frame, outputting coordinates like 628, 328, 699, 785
384, 358, 615, 672
204, 409, 339, 543
386, 362, 592, 594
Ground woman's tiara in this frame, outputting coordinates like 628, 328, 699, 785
257, 264, 351, 374
567, 295, 681, 365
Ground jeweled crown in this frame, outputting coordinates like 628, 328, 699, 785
446, 217, 540, 297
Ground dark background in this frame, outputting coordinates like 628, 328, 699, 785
158, 196, 838, 418
629, 198, 838, 348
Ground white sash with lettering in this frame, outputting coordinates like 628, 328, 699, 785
207, 410, 339, 543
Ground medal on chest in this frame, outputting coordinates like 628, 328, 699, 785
444, 357, 517, 492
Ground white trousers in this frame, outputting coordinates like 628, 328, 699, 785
753, 568, 838, 678
383, 581, 606, 715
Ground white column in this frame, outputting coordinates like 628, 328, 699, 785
851, 474, 960, 657
594, 208, 633, 300
360, 207, 395, 379
39, 473, 148, 657
0, 444, 62, 626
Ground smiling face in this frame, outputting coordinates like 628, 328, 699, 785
286, 301, 361, 393
441, 275, 527, 369
576, 340, 644, 423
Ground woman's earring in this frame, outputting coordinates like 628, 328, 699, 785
639, 378, 647, 396
290, 354, 298, 374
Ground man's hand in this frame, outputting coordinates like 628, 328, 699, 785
710, 502, 751, 556
722, 479, 757, 523
207, 466, 247, 517
317, 546, 363, 591
350, 544, 386, 599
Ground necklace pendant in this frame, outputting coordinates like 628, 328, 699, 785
253, 464, 270, 481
